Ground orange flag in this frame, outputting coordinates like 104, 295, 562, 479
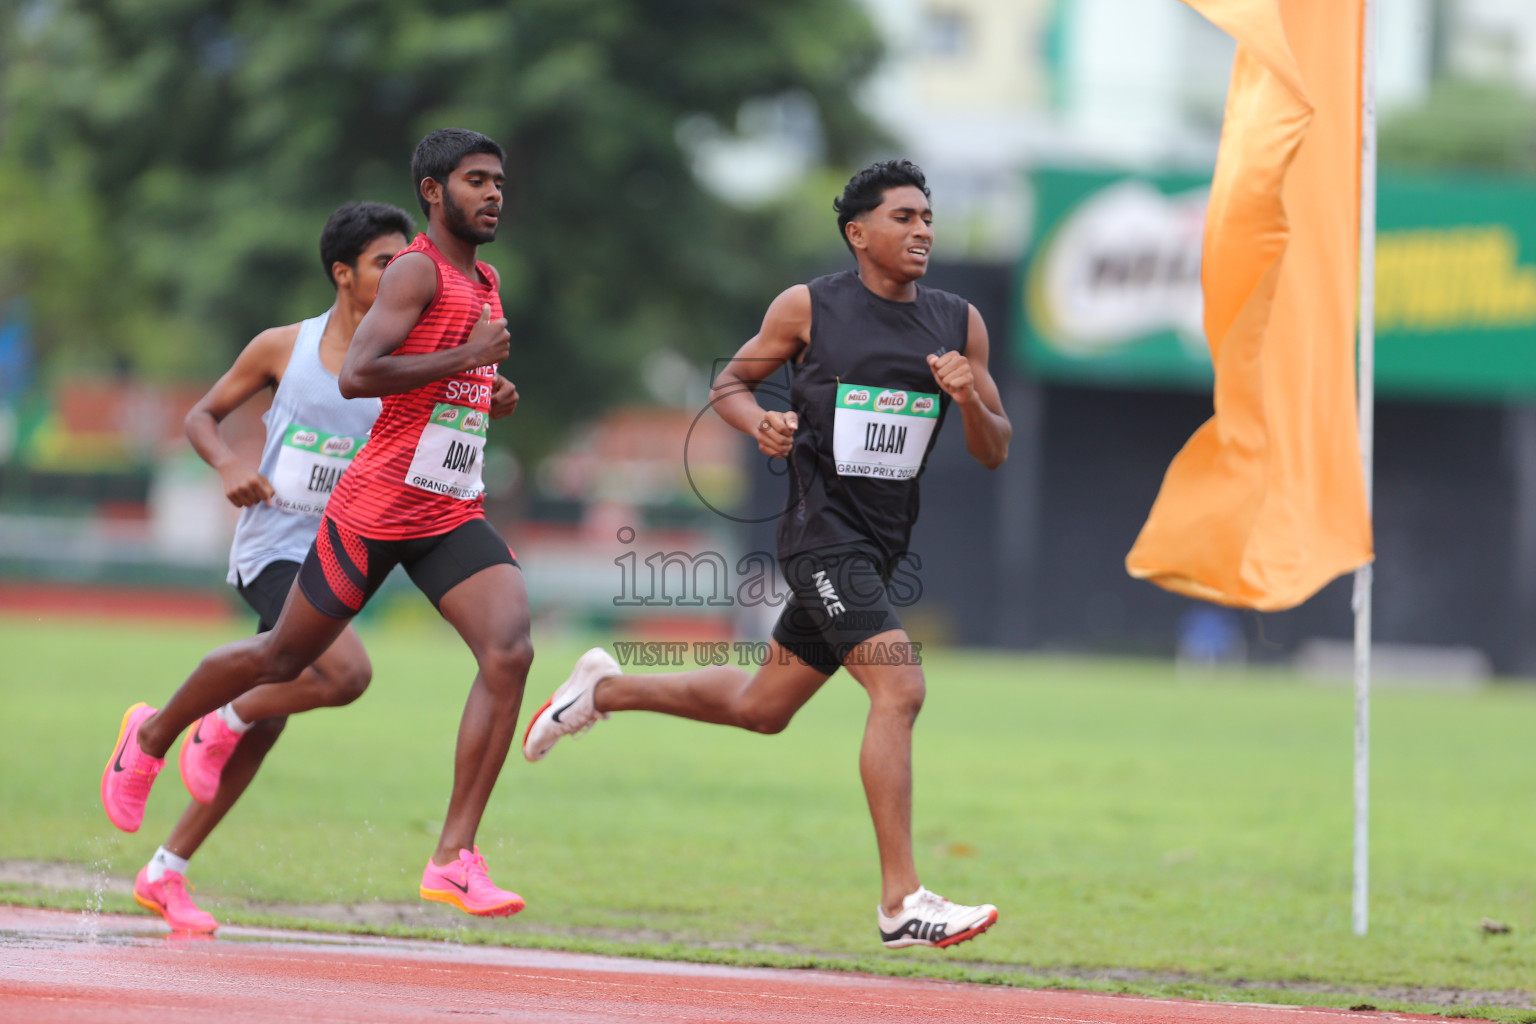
1125, 0, 1373, 611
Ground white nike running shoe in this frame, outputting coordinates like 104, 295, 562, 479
522, 647, 620, 762
877, 887, 998, 949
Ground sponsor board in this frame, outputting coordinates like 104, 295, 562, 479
1020, 168, 1536, 397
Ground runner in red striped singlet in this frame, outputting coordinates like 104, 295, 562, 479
323, 229, 502, 539
101, 129, 534, 918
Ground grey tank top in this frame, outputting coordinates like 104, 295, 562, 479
777, 270, 970, 563
228, 311, 381, 585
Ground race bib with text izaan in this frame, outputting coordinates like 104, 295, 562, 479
831, 383, 940, 480
270, 424, 367, 517
406, 403, 487, 499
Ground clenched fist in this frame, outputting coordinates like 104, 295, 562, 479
464, 303, 511, 369
755, 410, 798, 458
490, 374, 519, 418
927, 351, 975, 405
218, 460, 274, 508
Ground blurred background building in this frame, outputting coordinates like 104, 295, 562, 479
2, 0, 1535, 674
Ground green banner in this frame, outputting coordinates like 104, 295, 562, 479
836, 383, 941, 418
427, 402, 489, 437
281, 423, 367, 457
1019, 169, 1536, 398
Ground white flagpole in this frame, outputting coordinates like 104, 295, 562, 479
1352, 0, 1378, 939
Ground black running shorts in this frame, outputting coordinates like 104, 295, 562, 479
771, 544, 905, 676
297, 516, 518, 620
237, 560, 301, 633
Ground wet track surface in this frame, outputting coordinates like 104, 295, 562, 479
0, 906, 1441, 1023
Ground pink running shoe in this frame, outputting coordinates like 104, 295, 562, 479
179, 710, 242, 805
419, 847, 525, 917
101, 703, 165, 832
134, 866, 218, 933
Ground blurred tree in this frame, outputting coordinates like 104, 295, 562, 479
0, 0, 884, 458
1380, 79, 1536, 175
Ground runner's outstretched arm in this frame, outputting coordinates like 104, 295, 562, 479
711, 284, 812, 458
339, 252, 509, 398
926, 305, 1010, 469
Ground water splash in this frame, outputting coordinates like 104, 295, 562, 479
76, 838, 115, 944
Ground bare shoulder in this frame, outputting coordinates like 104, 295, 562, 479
382, 249, 438, 291
252, 323, 301, 347
762, 284, 812, 341
242, 323, 302, 377
965, 304, 991, 352
193, 321, 300, 403
389, 249, 435, 274
771, 283, 812, 316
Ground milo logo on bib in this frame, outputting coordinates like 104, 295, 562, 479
407, 402, 489, 499
271, 424, 368, 517
832, 382, 940, 480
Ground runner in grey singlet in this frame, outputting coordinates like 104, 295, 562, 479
107, 201, 412, 936
228, 310, 381, 586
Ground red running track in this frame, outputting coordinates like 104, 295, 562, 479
0, 906, 1441, 1024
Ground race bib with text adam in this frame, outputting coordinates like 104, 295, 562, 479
831, 383, 939, 480
406, 403, 487, 499
270, 424, 367, 517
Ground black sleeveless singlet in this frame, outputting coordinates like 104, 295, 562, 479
777, 269, 970, 563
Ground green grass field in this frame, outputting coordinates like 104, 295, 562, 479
3, 613, 1535, 1018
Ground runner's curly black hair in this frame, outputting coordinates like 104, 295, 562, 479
319, 202, 415, 287
411, 128, 506, 216
833, 160, 930, 255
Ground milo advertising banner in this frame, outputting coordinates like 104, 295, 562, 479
1021, 169, 1536, 397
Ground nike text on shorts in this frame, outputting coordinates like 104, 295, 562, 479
772, 545, 906, 676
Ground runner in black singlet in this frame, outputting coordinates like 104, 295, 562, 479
523, 161, 1013, 949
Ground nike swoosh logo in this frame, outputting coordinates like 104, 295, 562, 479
444, 876, 470, 893
549, 695, 581, 724
112, 737, 131, 773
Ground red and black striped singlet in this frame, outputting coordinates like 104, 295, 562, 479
326, 234, 501, 539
